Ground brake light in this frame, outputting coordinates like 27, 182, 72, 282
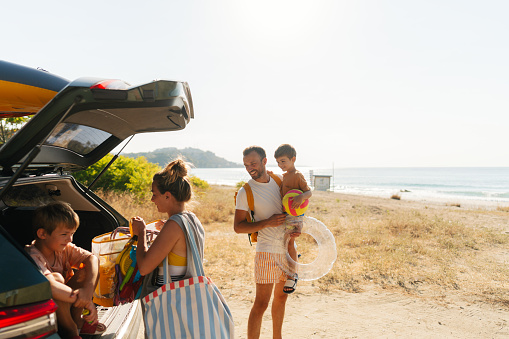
90, 79, 130, 90
0, 299, 58, 338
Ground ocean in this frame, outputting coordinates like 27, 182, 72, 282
190, 167, 509, 206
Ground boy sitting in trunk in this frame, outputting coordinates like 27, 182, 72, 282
26, 201, 105, 339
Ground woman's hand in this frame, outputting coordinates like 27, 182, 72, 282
130, 216, 146, 237
154, 219, 166, 231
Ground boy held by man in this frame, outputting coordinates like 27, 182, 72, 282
25, 201, 105, 339
274, 143, 312, 294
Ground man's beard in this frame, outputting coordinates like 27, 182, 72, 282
249, 169, 263, 180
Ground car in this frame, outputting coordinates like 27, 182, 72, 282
0, 60, 194, 338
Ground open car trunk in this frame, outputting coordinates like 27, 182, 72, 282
0, 69, 194, 338
0, 175, 141, 339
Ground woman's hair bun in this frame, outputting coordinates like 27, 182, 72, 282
164, 158, 188, 183
153, 157, 193, 203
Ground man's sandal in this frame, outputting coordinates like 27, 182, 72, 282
80, 322, 107, 335
283, 275, 298, 294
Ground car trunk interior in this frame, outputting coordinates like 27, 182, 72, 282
0, 177, 119, 251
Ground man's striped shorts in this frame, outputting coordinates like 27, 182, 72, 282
254, 252, 287, 284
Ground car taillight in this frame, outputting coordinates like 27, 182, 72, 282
0, 299, 58, 338
90, 79, 130, 90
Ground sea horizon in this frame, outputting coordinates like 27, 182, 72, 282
190, 166, 509, 207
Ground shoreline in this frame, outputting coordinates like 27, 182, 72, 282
333, 190, 509, 210
213, 183, 509, 210
192, 167, 509, 208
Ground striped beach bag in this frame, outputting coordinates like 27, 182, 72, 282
142, 215, 234, 338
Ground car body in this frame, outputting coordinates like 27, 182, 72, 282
0, 61, 194, 338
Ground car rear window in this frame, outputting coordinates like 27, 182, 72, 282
45, 123, 112, 155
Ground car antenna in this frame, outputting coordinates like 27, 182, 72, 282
87, 135, 135, 191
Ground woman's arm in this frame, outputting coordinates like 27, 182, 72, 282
132, 217, 184, 276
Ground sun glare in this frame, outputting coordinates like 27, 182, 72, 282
232, 0, 322, 44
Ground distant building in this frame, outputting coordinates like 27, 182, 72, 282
310, 170, 332, 191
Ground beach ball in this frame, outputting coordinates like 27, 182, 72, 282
283, 189, 309, 216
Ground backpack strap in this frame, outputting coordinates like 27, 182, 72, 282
243, 183, 255, 222
268, 172, 282, 188
235, 174, 282, 246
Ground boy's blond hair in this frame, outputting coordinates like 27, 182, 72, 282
33, 201, 80, 237
274, 144, 296, 159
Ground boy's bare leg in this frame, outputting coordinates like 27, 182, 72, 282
54, 299, 80, 338
272, 280, 289, 339
288, 238, 298, 266
67, 268, 91, 328
248, 283, 274, 339
46, 273, 79, 338
284, 238, 298, 293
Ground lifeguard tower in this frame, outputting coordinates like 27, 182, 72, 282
309, 170, 332, 191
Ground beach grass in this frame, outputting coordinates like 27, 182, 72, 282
98, 186, 509, 307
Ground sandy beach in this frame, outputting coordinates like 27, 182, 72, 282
131, 189, 509, 338
137, 286, 508, 338
225, 192, 509, 338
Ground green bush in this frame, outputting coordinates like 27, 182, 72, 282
74, 154, 160, 200
236, 181, 246, 189
190, 175, 210, 189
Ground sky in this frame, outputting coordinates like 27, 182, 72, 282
4, 0, 509, 168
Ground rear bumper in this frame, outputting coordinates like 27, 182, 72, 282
84, 300, 141, 339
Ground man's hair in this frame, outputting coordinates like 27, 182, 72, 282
274, 144, 296, 159
243, 146, 266, 160
33, 201, 80, 236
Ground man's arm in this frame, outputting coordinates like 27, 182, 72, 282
233, 209, 286, 234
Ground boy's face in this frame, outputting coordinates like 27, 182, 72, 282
39, 224, 76, 252
276, 156, 296, 172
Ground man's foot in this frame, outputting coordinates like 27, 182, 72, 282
283, 275, 298, 294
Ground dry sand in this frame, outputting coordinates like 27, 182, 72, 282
137, 192, 509, 338
228, 193, 509, 338
227, 287, 508, 338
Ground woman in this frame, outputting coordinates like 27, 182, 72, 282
131, 158, 205, 287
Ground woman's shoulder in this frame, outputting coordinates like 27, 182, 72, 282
169, 212, 201, 226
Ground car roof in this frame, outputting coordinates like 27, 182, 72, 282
0, 76, 194, 174
0, 60, 69, 117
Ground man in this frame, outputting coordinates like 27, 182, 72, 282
234, 146, 289, 339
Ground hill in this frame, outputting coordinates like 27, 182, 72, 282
123, 147, 241, 168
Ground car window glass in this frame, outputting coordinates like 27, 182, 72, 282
3, 184, 53, 207
45, 123, 111, 155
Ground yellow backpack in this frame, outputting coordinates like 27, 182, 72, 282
234, 172, 282, 245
